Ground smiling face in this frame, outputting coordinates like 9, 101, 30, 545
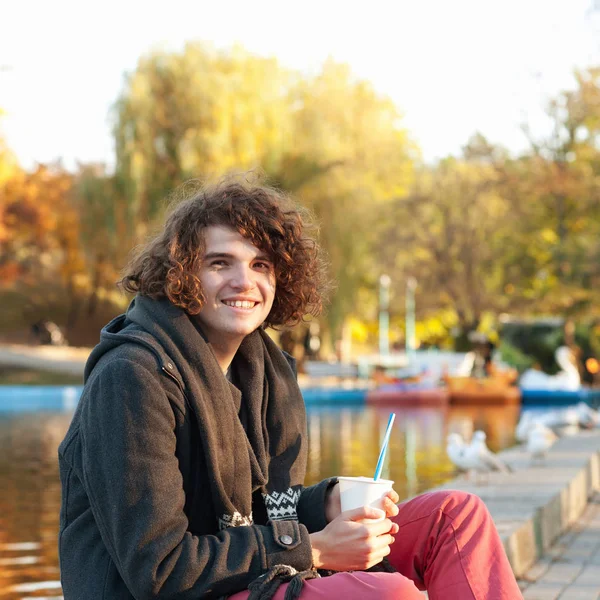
194, 225, 276, 364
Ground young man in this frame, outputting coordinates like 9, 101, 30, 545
58, 177, 522, 599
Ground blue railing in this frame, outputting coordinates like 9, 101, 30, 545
0, 384, 368, 412
0, 386, 83, 413
520, 388, 600, 408
300, 387, 367, 405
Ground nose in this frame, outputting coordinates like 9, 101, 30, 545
230, 264, 255, 290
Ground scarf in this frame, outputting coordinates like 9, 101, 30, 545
126, 296, 308, 530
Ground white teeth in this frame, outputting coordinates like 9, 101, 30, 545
224, 300, 256, 308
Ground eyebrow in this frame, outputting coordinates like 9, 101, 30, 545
203, 252, 272, 262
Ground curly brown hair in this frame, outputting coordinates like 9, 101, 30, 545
119, 175, 329, 327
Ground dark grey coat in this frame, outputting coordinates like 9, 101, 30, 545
58, 298, 333, 599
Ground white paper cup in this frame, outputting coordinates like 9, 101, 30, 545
337, 476, 394, 520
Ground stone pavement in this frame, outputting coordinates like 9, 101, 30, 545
422, 429, 600, 597
518, 492, 600, 600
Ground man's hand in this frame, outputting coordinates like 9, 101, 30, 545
325, 483, 341, 523
325, 483, 400, 523
382, 488, 400, 518
310, 505, 400, 571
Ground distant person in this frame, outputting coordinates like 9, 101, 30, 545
58, 175, 522, 599
563, 319, 585, 380
483, 340, 496, 376
469, 339, 496, 378
303, 322, 321, 360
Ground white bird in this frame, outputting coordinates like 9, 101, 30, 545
549, 407, 580, 429
516, 412, 536, 443
517, 408, 580, 441
526, 422, 558, 462
575, 402, 600, 429
446, 433, 469, 472
464, 431, 513, 481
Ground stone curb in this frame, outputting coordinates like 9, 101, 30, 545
0, 344, 88, 376
426, 429, 600, 577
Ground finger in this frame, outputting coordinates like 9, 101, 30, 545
369, 543, 393, 567
344, 505, 386, 522
383, 496, 399, 517
384, 489, 400, 502
372, 533, 395, 549
390, 522, 400, 535
367, 517, 395, 536
389, 489, 400, 504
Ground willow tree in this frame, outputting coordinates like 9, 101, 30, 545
272, 60, 416, 343
70, 165, 128, 321
112, 48, 416, 347
112, 43, 292, 241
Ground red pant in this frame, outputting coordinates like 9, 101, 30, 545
231, 490, 523, 600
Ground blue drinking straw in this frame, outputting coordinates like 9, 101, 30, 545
373, 413, 396, 481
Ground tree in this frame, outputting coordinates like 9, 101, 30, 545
0, 112, 21, 254
514, 67, 600, 315
380, 66, 600, 350
112, 43, 292, 239
380, 157, 512, 346
70, 164, 125, 324
272, 60, 416, 342
0, 163, 86, 332
112, 48, 417, 346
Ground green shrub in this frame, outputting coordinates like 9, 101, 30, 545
497, 340, 536, 373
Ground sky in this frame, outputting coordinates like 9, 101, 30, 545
1, 0, 599, 171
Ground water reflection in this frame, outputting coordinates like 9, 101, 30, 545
0, 404, 520, 598
303, 404, 520, 499
446, 405, 521, 452
0, 412, 71, 599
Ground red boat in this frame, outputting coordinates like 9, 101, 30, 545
366, 384, 450, 407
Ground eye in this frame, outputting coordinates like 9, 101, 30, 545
209, 259, 228, 268
253, 260, 272, 271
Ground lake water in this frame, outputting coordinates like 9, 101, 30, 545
0, 402, 520, 599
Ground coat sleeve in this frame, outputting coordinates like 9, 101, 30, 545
297, 478, 338, 532
78, 358, 313, 599
282, 350, 339, 533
